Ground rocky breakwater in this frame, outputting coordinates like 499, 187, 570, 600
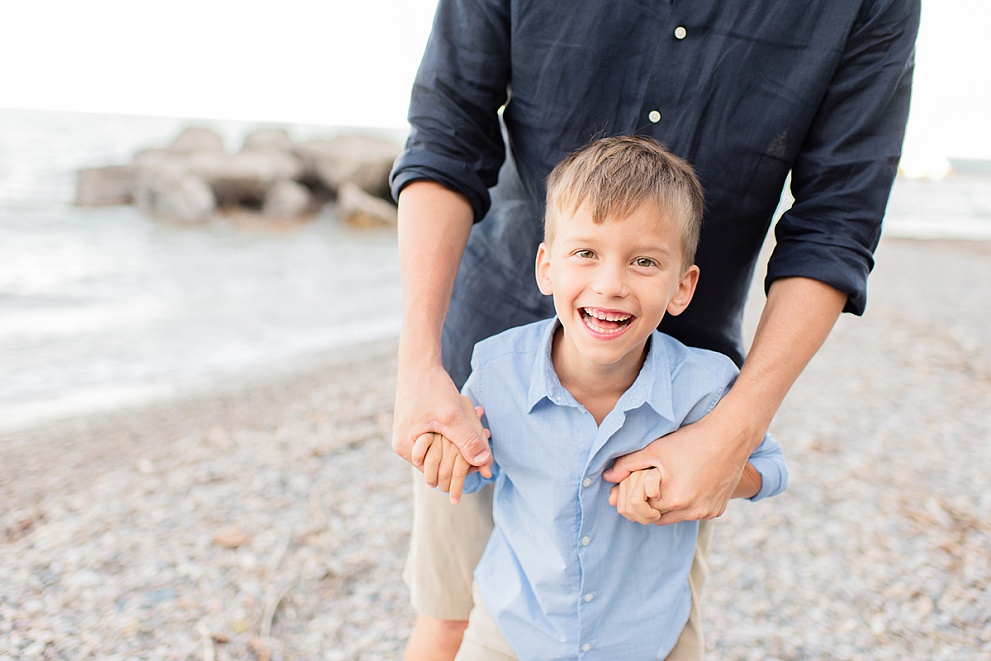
75, 126, 402, 227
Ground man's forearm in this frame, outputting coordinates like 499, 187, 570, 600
392, 180, 492, 467
719, 276, 848, 453
396, 180, 475, 367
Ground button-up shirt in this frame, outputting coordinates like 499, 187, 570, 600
461, 319, 788, 659
391, 0, 920, 371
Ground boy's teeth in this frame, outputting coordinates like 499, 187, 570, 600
585, 308, 631, 322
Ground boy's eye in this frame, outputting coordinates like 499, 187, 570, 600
574, 249, 595, 259
633, 257, 656, 268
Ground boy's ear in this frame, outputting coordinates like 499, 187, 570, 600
535, 242, 554, 296
666, 264, 700, 316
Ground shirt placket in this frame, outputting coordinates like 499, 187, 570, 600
574, 413, 625, 656
641, 5, 699, 153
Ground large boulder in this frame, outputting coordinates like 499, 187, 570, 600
73, 125, 402, 229
75, 165, 137, 206
243, 128, 294, 152
262, 179, 313, 220
133, 170, 216, 222
130, 148, 191, 177
295, 135, 401, 199
170, 126, 226, 153
186, 151, 302, 207
338, 182, 398, 228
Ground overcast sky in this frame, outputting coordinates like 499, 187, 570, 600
1, 0, 988, 162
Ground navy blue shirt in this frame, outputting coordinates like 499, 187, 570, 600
391, 0, 920, 376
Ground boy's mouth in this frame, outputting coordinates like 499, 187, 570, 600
580, 307, 634, 334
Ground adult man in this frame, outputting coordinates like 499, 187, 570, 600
390, 1, 920, 659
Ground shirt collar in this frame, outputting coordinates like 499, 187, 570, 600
526, 319, 567, 411
620, 334, 675, 422
525, 318, 676, 422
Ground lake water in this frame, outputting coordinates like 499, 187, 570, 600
1, 108, 989, 430
0, 109, 404, 430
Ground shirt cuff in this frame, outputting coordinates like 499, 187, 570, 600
748, 456, 789, 502
390, 150, 493, 223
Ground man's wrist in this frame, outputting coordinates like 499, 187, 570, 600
707, 385, 771, 456
397, 332, 444, 370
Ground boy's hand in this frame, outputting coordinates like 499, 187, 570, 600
412, 403, 492, 504
608, 467, 664, 524
392, 363, 492, 470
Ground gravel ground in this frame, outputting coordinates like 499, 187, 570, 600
1, 237, 989, 660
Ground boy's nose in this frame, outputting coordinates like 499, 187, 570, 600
592, 263, 628, 297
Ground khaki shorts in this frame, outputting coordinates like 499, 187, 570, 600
404, 469, 713, 660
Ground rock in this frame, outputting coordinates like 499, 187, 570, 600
187, 151, 303, 207
170, 126, 225, 153
295, 135, 401, 199
131, 148, 189, 171
262, 180, 313, 220
75, 165, 137, 206
337, 182, 398, 228
74, 126, 404, 226
243, 128, 294, 152
213, 525, 251, 549
133, 170, 216, 222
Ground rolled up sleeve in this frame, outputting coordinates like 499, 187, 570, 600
389, 0, 512, 222
767, 0, 921, 315
747, 432, 789, 502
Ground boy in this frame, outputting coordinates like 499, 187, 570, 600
412, 136, 788, 660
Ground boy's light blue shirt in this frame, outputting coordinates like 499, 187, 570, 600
460, 318, 788, 660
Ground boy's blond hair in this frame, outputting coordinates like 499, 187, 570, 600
544, 135, 704, 269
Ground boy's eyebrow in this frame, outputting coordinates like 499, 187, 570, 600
558, 235, 676, 255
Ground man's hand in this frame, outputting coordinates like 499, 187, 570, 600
392, 363, 491, 470
603, 407, 754, 526
605, 277, 847, 525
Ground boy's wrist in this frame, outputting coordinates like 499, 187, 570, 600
732, 462, 762, 500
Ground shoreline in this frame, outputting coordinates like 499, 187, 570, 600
1, 236, 989, 659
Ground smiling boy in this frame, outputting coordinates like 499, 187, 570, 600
413, 136, 788, 660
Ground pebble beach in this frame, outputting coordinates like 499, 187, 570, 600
1, 236, 989, 660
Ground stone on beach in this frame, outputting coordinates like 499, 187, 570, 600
74, 165, 138, 206
243, 128, 295, 152
263, 179, 314, 220
185, 150, 304, 207
75, 125, 399, 225
170, 126, 226, 153
133, 169, 216, 222
338, 181, 399, 228
1, 238, 988, 659
294, 134, 401, 200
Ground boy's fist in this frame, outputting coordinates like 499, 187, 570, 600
412, 402, 491, 504
608, 467, 664, 524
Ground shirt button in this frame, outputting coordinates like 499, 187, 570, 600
648, 109, 662, 124
582, 477, 592, 488
674, 26, 687, 39
582, 643, 592, 652
581, 536, 591, 546
584, 593, 594, 602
